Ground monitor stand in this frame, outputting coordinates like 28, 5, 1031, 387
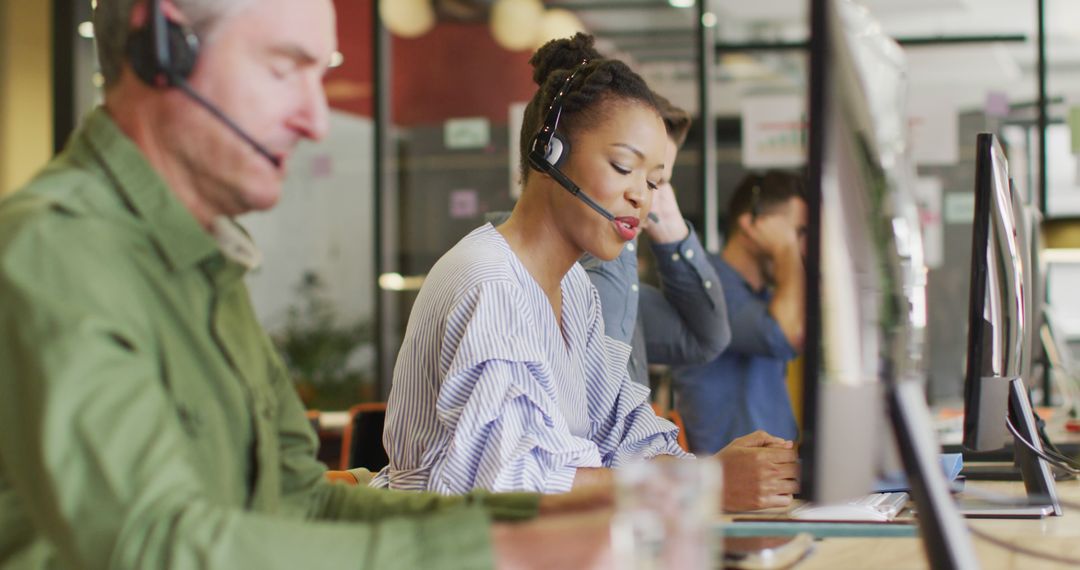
889, 380, 979, 570
956, 377, 1062, 518
958, 401, 1077, 482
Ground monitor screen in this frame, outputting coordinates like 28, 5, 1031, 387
801, 0, 915, 504
962, 133, 1027, 452
801, 4, 983, 562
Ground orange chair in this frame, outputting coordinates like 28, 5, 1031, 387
304, 409, 320, 427
667, 409, 690, 453
324, 470, 359, 485
339, 402, 389, 471
652, 403, 691, 453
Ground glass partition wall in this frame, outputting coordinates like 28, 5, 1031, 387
53, 0, 1078, 410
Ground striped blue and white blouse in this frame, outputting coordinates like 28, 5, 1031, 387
372, 224, 687, 494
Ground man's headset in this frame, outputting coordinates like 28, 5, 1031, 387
126, 0, 281, 168
750, 177, 763, 220
526, 59, 617, 222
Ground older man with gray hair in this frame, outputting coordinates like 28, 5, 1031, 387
0, 1, 615, 568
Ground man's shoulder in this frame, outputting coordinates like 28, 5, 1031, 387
1, 158, 133, 231
709, 255, 741, 284
709, 256, 763, 307
0, 166, 149, 290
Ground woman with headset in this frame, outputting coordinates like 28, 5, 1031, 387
374, 34, 799, 512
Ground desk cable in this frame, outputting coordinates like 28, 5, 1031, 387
1006, 418, 1080, 474
1033, 409, 1080, 468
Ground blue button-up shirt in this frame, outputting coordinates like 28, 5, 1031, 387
674, 255, 799, 454
581, 223, 729, 387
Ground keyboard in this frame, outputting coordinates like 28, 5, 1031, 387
789, 492, 909, 522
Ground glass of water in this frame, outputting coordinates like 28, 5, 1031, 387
611, 457, 722, 570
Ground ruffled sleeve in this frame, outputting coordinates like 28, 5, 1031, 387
426, 281, 604, 494
579, 283, 691, 466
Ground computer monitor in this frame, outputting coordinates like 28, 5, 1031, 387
801, 0, 902, 506
803, 0, 976, 566
960, 133, 1061, 515
962, 135, 1021, 452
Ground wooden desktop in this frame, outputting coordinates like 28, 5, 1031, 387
782, 475, 1080, 568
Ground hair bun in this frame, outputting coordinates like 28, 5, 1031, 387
529, 32, 603, 87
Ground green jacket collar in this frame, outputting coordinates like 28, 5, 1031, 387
82, 107, 221, 272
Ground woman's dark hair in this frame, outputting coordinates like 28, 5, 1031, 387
518, 33, 660, 181
725, 171, 806, 237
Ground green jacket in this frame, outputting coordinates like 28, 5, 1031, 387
0, 108, 539, 569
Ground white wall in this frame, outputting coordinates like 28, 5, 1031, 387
242, 111, 376, 334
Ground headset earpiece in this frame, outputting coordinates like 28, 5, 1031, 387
127, 10, 199, 87
528, 132, 570, 176
538, 132, 570, 169
750, 182, 763, 220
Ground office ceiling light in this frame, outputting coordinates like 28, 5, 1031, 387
534, 9, 585, 49
719, 53, 772, 80
78, 21, 94, 39
378, 272, 426, 291
379, 0, 436, 39
490, 0, 543, 51
669, 0, 695, 8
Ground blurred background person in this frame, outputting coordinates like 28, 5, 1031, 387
674, 171, 807, 454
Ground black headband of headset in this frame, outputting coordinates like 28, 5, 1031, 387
532, 59, 589, 160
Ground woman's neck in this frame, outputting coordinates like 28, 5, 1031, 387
496, 183, 581, 299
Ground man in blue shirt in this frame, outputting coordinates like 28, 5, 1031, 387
675, 172, 807, 454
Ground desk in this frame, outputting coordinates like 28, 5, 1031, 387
532, 478, 1080, 568
788, 479, 1080, 569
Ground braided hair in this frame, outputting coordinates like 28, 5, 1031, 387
518, 33, 660, 181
